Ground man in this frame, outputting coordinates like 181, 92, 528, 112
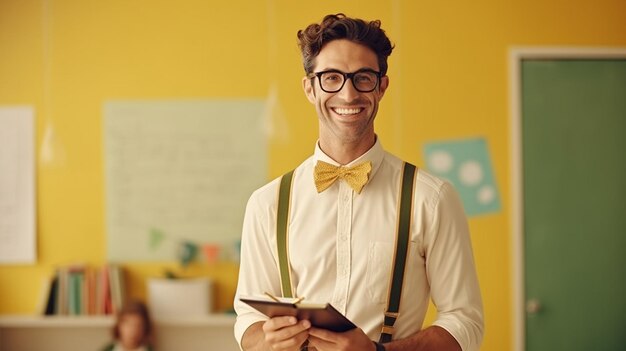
234, 13, 483, 351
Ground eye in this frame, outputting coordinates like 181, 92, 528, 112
322, 72, 343, 82
354, 73, 375, 83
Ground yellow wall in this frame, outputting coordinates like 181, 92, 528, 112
1, 1, 625, 350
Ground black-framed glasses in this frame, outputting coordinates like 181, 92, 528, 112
308, 69, 381, 93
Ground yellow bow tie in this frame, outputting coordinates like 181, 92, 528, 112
314, 160, 372, 194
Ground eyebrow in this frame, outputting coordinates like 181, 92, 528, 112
315, 67, 379, 73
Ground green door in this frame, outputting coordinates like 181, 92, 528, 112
522, 59, 626, 350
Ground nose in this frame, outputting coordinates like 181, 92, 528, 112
337, 78, 360, 102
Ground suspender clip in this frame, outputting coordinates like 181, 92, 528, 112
384, 311, 399, 318
381, 326, 395, 335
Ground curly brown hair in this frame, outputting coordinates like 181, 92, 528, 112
297, 13, 394, 76
111, 300, 153, 345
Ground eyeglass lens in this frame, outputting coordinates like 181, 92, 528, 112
319, 71, 378, 93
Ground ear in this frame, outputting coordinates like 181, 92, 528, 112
378, 75, 390, 98
302, 76, 316, 103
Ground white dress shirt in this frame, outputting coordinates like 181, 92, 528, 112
234, 139, 483, 351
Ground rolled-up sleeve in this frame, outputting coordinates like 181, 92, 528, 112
425, 182, 484, 351
233, 187, 282, 347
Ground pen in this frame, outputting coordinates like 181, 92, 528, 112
264, 291, 281, 302
264, 291, 305, 304
293, 296, 305, 304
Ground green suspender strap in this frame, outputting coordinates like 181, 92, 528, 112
277, 170, 295, 298
379, 162, 417, 343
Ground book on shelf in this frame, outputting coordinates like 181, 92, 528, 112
67, 265, 84, 315
85, 266, 96, 315
36, 274, 58, 316
99, 264, 112, 315
239, 294, 357, 332
108, 264, 126, 314
56, 266, 68, 315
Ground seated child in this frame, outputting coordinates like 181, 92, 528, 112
101, 300, 154, 351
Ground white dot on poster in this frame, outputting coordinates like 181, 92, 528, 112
477, 185, 495, 204
429, 150, 453, 173
459, 160, 483, 186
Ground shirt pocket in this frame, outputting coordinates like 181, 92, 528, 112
366, 241, 393, 304
366, 240, 419, 305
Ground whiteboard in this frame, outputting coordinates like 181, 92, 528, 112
104, 100, 267, 262
0, 106, 36, 264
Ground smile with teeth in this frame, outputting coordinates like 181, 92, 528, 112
332, 107, 363, 115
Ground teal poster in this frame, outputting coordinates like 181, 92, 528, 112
424, 137, 501, 216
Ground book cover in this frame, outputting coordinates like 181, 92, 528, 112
86, 266, 96, 315
103, 266, 113, 315
38, 274, 58, 315
98, 265, 111, 315
108, 265, 121, 313
67, 265, 85, 315
56, 267, 68, 315
239, 296, 357, 332
68, 272, 80, 315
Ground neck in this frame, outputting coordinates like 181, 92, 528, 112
318, 135, 376, 165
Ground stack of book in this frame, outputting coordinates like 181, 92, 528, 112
40, 264, 126, 316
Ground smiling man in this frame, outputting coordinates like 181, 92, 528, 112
234, 13, 484, 351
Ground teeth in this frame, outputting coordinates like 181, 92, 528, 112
333, 108, 362, 115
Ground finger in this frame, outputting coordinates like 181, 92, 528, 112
309, 327, 370, 351
269, 329, 310, 351
272, 320, 311, 341
307, 335, 333, 350
263, 316, 298, 332
308, 327, 337, 342
265, 319, 311, 337
264, 320, 311, 347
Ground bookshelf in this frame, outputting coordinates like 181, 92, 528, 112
0, 315, 113, 327
0, 314, 238, 351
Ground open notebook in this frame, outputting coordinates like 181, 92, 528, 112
239, 294, 357, 332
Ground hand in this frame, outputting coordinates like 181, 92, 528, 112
262, 316, 311, 351
307, 327, 375, 351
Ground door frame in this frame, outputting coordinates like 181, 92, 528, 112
508, 47, 626, 351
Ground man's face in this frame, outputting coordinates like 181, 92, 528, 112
303, 39, 389, 147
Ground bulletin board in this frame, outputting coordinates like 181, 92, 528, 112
104, 100, 267, 262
